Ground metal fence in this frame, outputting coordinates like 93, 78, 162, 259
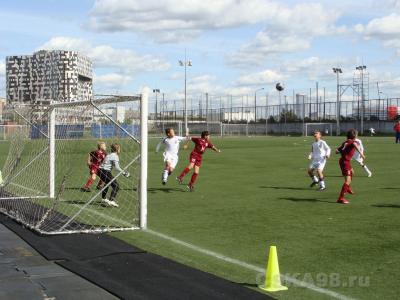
152, 97, 400, 124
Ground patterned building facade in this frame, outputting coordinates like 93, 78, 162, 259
6, 50, 93, 103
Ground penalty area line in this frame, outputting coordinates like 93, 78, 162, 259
145, 229, 356, 300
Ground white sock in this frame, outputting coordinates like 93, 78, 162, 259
319, 180, 325, 188
363, 165, 371, 175
162, 170, 169, 181
312, 176, 319, 183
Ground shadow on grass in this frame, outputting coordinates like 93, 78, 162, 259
64, 187, 137, 192
148, 187, 186, 194
279, 197, 335, 204
380, 187, 400, 190
371, 204, 400, 208
260, 186, 310, 191
63, 200, 102, 206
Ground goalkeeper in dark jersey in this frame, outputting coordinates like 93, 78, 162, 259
99, 143, 130, 207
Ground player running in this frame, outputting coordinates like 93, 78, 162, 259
307, 130, 331, 191
156, 128, 188, 185
99, 143, 130, 207
352, 138, 372, 177
335, 129, 365, 204
81, 142, 107, 192
176, 131, 220, 192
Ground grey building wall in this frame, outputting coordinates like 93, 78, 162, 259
6, 50, 92, 103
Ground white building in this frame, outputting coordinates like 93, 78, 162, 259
6, 50, 93, 103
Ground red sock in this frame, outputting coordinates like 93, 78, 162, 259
84, 178, 94, 189
179, 167, 191, 179
338, 183, 349, 199
189, 173, 198, 186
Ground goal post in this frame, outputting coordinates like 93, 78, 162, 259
0, 90, 148, 234
304, 123, 334, 136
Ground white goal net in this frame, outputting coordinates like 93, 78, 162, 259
304, 123, 333, 136
0, 93, 148, 234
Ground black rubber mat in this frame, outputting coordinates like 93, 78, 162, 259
0, 214, 273, 300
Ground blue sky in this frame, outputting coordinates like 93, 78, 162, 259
1, 0, 400, 107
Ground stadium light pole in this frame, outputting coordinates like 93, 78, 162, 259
356, 65, 367, 135
333, 67, 342, 135
179, 53, 192, 136
254, 88, 264, 123
153, 89, 160, 120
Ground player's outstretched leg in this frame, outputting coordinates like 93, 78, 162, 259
308, 169, 319, 187
337, 175, 352, 204
177, 163, 193, 184
162, 169, 169, 185
187, 173, 198, 192
361, 164, 372, 177
81, 174, 96, 192
317, 170, 326, 191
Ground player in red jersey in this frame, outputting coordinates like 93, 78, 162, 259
335, 129, 365, 204
176, 131, 220, 191
81, 142, 107, 192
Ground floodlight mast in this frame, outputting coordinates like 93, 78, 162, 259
179, 52, 192, 136
356, 65, 367, 135
333, 67, 342, 136
254, 87, 264, 123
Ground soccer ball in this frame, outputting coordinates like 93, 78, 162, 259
276, 82, 285, 91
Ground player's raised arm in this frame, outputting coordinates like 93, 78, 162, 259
324, 141, 331, 158
87, 153, 91, 166
212, 145, 221, 153
183, 137, 192, 150
155, 138, 165, 153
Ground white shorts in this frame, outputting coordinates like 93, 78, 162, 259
309, 159, 326, 171
163, 152, 178, 169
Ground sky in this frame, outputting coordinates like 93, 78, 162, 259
1, 0, 400, 107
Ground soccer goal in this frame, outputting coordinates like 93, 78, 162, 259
0, 92, 148, 235
304, 123, 333, 136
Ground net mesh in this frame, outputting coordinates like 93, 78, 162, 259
305, 123, 333, 136
0, 98, 141, 234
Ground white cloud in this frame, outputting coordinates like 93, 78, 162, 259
359, 13, 400, 55
38, 37, 170, 72
87, 0, 280, 42
235, 69, 284, 86
94, 73, 132, 89
228, 2, 343, 67
187, 74, 221, 94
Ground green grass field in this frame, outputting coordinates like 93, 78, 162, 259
112, 136, 399, 300
1, 136, 400, 299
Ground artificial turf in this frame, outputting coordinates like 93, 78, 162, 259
112, 136, 400, 300
1, 136, 399, 299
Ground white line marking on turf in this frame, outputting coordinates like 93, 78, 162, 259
146, 229, 356, 300
5, 183, 355, 299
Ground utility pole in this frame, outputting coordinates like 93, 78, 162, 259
333, 67, 342, 135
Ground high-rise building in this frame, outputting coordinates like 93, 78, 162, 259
6, 50, 92, 103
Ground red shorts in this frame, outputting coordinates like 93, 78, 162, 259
339, 158, 352, 176
89, 165, 100, 175
190, 153, 203, 167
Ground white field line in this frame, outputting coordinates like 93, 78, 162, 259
145, 229, 356, 300
7, 183, 354, 299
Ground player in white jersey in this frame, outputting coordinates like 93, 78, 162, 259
156, 128, 188, 185
352, 138, 372, 177
307, 130, 331, 191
